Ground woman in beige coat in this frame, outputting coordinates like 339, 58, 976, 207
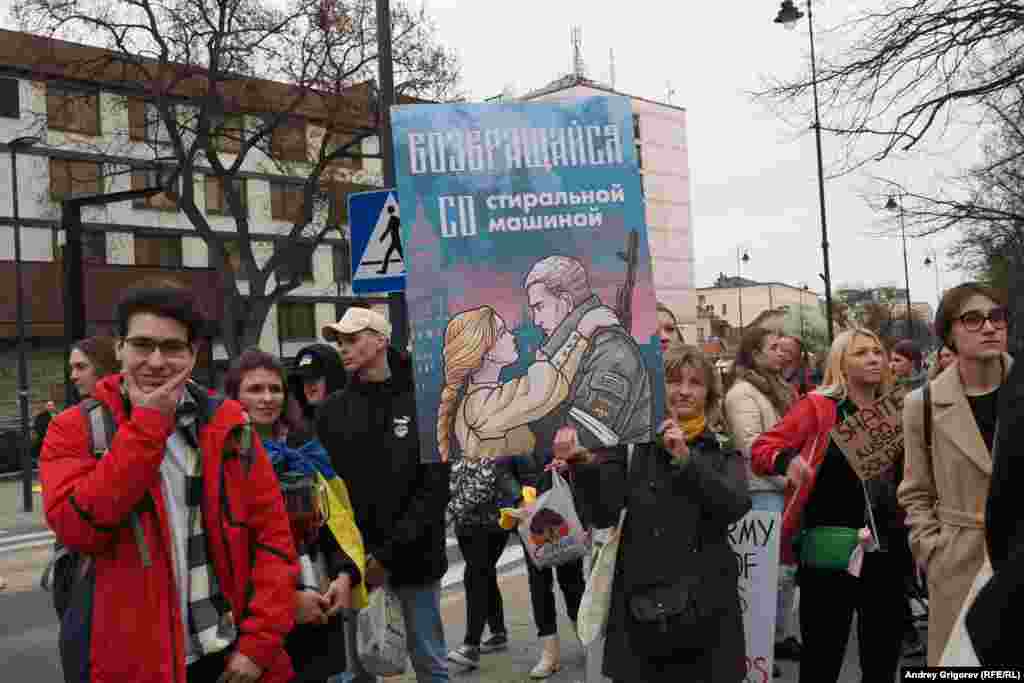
899, 283, 1011, 664
724, 327, 799, 662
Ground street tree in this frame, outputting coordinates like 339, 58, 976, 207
12, 0, 460, 356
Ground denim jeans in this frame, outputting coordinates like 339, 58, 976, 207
751, 490, 798, 643
393, 582, 450, 683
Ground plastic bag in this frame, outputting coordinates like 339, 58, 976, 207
356, 586, 407, 676
577, 511, 625, 646
518, 470, 587, 570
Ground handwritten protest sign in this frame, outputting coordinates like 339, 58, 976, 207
830, 385, 910, 481
729, 510, 781, 683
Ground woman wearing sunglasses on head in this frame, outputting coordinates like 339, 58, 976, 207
899, 283, 1012, 665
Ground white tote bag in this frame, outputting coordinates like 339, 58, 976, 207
939, 557, 993, 667
356, 586, 408, 676
518, 470, 587, 570
577, 510, 625, 646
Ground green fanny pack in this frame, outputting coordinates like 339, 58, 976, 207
795, 526, 860, 570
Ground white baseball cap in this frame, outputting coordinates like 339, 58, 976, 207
322, 307, 392, 341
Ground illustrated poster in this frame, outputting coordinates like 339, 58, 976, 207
391, 96, 665, 463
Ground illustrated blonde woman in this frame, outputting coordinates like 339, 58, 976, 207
438, 303, 615, 675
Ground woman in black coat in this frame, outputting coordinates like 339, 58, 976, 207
556, 345, 751, 683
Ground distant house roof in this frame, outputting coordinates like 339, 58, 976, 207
697, 280, 820, 295
519, 73, 687, 113
702, 339, 727, 356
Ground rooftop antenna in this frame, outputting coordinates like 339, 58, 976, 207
666, 81, 676, 103
609, 48, 616, 89
571, 26, 586, 78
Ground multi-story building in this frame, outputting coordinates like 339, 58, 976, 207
0, 28, 388, 413
517, 74, 698, 342
695, 277, 821, 341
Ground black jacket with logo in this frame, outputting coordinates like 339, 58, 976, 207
316, 348, 450, 586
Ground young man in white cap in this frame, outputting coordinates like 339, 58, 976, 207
317, 306, 450, 683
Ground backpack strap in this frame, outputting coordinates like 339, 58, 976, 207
923, 381, 933, 452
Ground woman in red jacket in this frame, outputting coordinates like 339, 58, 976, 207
751, 328, 905, 683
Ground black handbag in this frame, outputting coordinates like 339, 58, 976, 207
627, 548, 707, 657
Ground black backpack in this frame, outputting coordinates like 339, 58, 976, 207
40, 398, 128, 618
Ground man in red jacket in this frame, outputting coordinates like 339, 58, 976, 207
41, 282, 297, 683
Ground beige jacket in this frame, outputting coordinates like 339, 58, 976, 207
455, 331, 589, 461
724, 379, 787, 493
898, 355, 1011, 665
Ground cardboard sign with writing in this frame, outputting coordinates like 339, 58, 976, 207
830, 385, 910, 481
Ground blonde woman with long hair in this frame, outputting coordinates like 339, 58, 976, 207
751, 329, 906, 683
439, 303, 614, 672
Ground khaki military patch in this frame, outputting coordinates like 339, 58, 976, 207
590, 399, 611, 420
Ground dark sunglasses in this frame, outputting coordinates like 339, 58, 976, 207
957, 307, 1010, 332
123, 336, 192, 356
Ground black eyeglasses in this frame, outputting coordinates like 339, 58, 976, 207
123, 336, 192, 357
957, 308, 1010, 332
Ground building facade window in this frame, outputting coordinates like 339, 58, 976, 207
129, 99, 176, 145
54, 230, 106, 264
131, 168, 179, 210
270, 182, 305, 223
722, 303, 728, 315
328, 182, 377, 225
47, 85, 101, 136
279, 247, 314, 283
270, 117, 308, 163
0, 78, 19, 118
698, 295, 706, 307
50, 158, 102, 200
135, 234, 183, 267
278, 301, 316, 340
215, 114, 245, 153
205, 175, 248, 216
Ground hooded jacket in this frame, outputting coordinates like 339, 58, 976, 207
40, 375, 297, 683
289, 343, 347, 424
316, 348, 450, 586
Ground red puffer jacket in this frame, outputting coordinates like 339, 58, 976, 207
41, 375, 298, 683
750, 392, 838, 565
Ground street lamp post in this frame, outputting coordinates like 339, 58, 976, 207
9, 135, 41, 513
775, 0, 835, 345
800, 283, 809, 339
886, 193, 914, 337
737, 248, 750, 331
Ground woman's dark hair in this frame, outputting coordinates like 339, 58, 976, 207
116, 280, 206, 343
72, 336, 119, 378
224, 349, 305, 436
934, 282, 1007, 351
725, 326, 778, 389
891, 339, 923, 371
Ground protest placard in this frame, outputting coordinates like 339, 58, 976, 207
391, 97, 665, 463
729, 510, 781, 683
830, 385, 910, 481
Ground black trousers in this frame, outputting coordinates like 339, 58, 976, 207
521, 537, 585, 638
456, 526, 511, 646
186, 648, 230, 683
798, 551, 905, 683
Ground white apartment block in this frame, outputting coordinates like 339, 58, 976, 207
0, 28, 385, 361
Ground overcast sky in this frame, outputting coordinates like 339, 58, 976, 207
420, 0, 982, 310
0, 0, 982, 310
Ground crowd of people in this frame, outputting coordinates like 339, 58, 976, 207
26, 277, 1017, 682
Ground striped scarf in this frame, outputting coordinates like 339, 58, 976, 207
175, 390, 236, 659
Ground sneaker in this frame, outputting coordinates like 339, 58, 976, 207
480, 632, 508, 653
447, 644, 481, 668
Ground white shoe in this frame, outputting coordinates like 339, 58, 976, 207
530, 635, 561, 679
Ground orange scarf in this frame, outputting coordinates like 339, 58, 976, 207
678, 413, 706, 442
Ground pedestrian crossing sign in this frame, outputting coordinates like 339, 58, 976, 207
348, 189, 405, 294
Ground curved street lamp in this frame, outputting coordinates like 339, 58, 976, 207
774, 0, 835, 345
737, 249, 750, 331
885, 193, 914, 337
